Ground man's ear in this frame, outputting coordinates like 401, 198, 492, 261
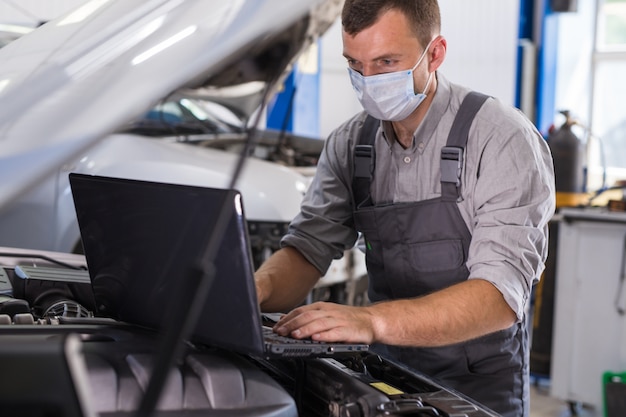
428, 35, 447, 72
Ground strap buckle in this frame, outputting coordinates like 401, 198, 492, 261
440, 146, 464, 186
354, 145, 375, 178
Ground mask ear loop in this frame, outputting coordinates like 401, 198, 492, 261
410, 37, 437, 95
411, 37, 436, 71
418, 72, 433, 96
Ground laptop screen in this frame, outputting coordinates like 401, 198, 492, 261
69, 173, 266, 357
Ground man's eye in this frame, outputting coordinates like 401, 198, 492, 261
347, 61, 362, 72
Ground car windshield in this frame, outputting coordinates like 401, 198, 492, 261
185, 99, 244, 129
122, 97, 247, 137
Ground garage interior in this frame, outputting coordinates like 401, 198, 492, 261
0, 1, 625, 417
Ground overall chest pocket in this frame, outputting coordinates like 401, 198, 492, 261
407, 238, 465, 273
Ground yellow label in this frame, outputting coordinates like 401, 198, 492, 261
370, 382, 404, 396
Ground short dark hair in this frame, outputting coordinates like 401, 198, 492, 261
341, 0, 441, 49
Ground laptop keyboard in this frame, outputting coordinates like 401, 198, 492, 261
263, 326, 322, 345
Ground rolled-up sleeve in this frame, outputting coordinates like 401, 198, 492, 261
464, 106, 556, 321
280, 115, 365, 275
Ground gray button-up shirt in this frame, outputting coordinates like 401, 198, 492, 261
282, 72, 556, 321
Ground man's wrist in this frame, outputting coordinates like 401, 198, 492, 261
364, 304, 386, 343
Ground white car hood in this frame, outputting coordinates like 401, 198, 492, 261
0, 0, 340, 210
79, 134, 309, 221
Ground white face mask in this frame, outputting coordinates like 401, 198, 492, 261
348, 41, 433, 121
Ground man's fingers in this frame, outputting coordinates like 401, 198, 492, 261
274, 305, 329, 337
272, 302, 374, 343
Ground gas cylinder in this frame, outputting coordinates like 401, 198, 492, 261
547, 110, 586, 193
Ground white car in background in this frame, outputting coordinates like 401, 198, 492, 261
0, 128, 309, 267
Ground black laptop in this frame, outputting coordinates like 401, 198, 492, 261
69, 173, 368, 359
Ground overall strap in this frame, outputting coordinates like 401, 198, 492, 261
352, 115, 379, 208
440, 91, 490, 202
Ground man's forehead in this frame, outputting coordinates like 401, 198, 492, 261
341, 26, 420, 61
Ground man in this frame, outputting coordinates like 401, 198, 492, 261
255, 1, 555, 416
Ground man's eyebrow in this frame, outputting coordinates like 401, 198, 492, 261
342, 53, 403, 61
375, 53, 404, 60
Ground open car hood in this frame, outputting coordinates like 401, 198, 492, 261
0, 0, 341, 209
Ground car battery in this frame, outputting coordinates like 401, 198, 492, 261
254, 352, 499, 417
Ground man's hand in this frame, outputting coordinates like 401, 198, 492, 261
273, 301, 377, 344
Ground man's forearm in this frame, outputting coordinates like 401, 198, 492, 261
255, 246, 321, 312
368, 278, 517, 347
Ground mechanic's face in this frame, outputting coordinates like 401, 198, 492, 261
342, 9, 430, 89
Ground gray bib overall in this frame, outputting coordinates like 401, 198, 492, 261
351, 92, 528, 417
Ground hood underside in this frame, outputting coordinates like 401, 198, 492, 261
0, 0, 341, 211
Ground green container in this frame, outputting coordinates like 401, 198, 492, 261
603, 371, 626, 417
